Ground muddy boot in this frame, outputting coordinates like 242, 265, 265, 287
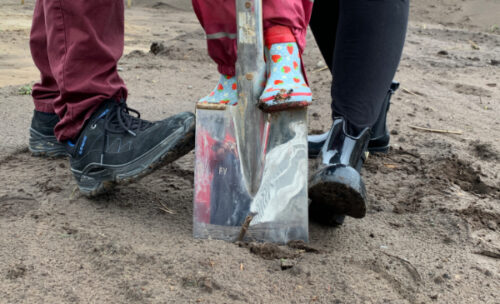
308, 117, 370, 225
65, 99, 195, 197
29, 110, 67, 157
308, 81, 399, 159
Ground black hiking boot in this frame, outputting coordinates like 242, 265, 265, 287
29, 111, 67, 157
308, 81, 399, 159
308, 117, 370, 226
65, 99, 195, 197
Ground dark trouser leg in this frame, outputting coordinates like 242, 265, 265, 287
311, 0, 409, 134
308, 0, 409, 224
38, 0, 128, 142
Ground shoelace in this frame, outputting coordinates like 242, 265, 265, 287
104, 102, 153, 136
99, 102, 154, 164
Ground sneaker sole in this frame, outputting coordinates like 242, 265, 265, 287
29, 128, 67, 158
71, 116, 195, 197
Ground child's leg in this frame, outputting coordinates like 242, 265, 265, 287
192, 0, 238, 105
192, 0, 313, 108
259, 25, 311, 112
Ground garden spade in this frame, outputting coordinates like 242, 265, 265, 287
193, 0, 308, 243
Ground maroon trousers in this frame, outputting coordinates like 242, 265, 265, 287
30, 0, 127, 141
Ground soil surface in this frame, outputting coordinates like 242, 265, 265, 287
1, 0, 499, 303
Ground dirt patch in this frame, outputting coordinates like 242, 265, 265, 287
458, 203, 500, 230
0, 195, 39, 218
453, 83, 492, 97
287, 240, 322, 253
431, 157, 498, 196
133, 0, 192, 11
470, 140, 499, 161
237, 242, 299, 260
5, 264, 27, 280
181, 276, 221, 294
236, 240, 322, 260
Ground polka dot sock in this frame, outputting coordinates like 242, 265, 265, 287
198, 74, 238, 105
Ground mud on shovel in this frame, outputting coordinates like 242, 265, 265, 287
193, 0, 308, 243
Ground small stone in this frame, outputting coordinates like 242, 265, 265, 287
442, 273, 451, 280
150, 42, 165, 55
315, 60, 326, 69
434, 276, 444, 284
430, 294, 439, 300
437, 50, 448, 56
390, 130, 399, 135
280, 259, 294, 270
490, 59, 500, 66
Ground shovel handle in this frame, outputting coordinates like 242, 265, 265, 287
233, 0, 268, 195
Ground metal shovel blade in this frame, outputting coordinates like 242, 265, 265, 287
192, 0, 308, 243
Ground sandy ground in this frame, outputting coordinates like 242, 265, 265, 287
0, 0, 499, 303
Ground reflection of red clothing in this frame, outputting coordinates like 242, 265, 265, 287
192, 0, 313, 76
194, 130, 236, 223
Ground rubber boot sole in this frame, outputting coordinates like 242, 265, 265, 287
309, 178, 366, 225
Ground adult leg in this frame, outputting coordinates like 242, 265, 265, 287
308, 0, 403, 157
330, 0, 409, 133
29, 0, 67, 156
311, 0, 408, 131
309, 0, 339, 73
41, 0, 128, 142
309, 0, 410, 224
30, 0, 196, 196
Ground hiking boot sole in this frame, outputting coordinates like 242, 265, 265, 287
71, 116, 195, 197
29, 128, 67, 157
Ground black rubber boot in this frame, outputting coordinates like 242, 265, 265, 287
308, 117, 370, 225
65, 99, 195, 197
29, 111, 67, 157
308, 81, 399, 159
